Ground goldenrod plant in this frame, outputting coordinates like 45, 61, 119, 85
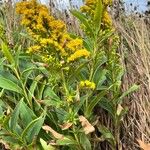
0, 0, 138, 149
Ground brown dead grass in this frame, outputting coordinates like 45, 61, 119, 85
114, 16, 150, 149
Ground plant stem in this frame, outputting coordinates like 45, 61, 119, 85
14, 68, 32, 108
73, 126, 83, 150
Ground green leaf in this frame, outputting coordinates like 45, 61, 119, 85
1, 42, 14, 64
80, 133, 91, 150
94, 0, 103, 34
28, 74, 43, 103
93, 69, 107, 90
37, 80, 46, 100
10, 99, 23, 132
43, 86, 60, 101
40, 138, 55, 150
56, 136, 78, 146
85, 90, 108, 118
74, 95, 87, 114
14, 45, 22, 68
116, 84, 139, 104
21, 115, 45, 144
19, 101, 36, 127
70, 10, 93, 36
0, 70, 21, 86
97, 125, 116, 147
0, 75, 23, 94
99, 98, 115, 118
69, 61, 89, 82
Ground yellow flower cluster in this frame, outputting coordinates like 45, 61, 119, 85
80, 0, 112, 28
67, 49, 90, 62
27, 45, 41, 53
80, 0, 96, 16
102, 11, 112, 27
80, 80, 96, 90
16, 0, 90, 67
66, 39, 83, 52
16, 0, 51, 32
103, 0, 112, 6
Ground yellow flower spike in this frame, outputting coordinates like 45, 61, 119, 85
40, 38, 53, 46
102, 10, 112, 27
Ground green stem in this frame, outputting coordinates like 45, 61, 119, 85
14, 68, 32, 108
73, 126, 83, 150
61, 70, 69, 96
89, 36, 98, 81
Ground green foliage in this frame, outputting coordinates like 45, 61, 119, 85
0, 0, 138, 149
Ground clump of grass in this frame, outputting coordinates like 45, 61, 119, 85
115, 16, 150, 149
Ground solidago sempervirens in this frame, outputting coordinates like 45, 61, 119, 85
16, 0, 90, 69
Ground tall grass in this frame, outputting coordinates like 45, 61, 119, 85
115, 16, 150, 149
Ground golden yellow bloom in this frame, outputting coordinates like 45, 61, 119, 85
21, 18, 31, 26
80, 80, 96, 90
40, 38, 53, 46
67, 49, 90, 62
102, 11, 112, 27
49, 20, 66, 31
103, 0, 112, 6
85, 0, 96, 6
16, 0, 90, 67
80, 0, 96, 16
66, 39, 83, 52
27, 45, 41, 53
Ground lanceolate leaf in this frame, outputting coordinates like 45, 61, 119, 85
80, 133, 91, 150
71, 10, 94, 36
21, 116, 45, 143
85, 90, 108, 117
40, 138, 56, 150
19, 101, 36, 127
94, 0, 103, 34
99, 98, 115, 118
98, 125, 116, 147
28, 74, 43, 103
56, 136, 78, 146
1, 42, 14, 64
0, 75, 23, 94
115, 84, 139, 104
10, 99, 23, 132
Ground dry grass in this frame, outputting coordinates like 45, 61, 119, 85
114, 16, 150, 149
